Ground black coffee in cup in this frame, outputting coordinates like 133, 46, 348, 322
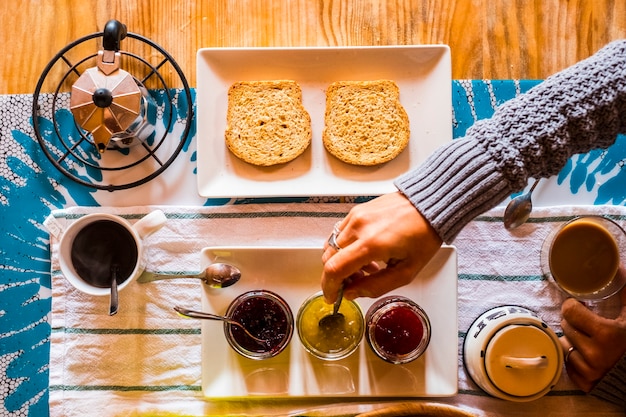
70, 220, 138, 288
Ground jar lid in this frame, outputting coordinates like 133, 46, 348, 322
485, 324, 561, 397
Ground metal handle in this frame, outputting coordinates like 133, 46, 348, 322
174, 306, 230, 323
103, 20, 127, 51
502, 355, 548, 369
109, 266, 119, 316
138, 272, 204, 283
173, 306, 267, 344
332, 285, 344, 315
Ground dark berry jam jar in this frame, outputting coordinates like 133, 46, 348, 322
365, 296, 431, 364
224, 290, 293, 360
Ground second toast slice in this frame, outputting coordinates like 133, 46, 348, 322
323, 80, 410, 166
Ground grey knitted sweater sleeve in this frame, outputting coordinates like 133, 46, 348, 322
590, 352, 626, 408
395, 40, 626, 243
394, 40, 626, 408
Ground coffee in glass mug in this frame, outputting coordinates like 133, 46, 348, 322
542, 215, 626, 300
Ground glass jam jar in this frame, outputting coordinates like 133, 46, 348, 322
224, 290, 294, 360
365, 296, 431, 364
297, 292, 364, 360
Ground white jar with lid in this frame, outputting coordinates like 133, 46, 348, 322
463, 305, 563, 402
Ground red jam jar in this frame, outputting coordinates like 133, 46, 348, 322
365, 296, 431, 364
224, 290, 294, 360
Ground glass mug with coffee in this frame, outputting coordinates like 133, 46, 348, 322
58, 210, 167, 301
541, 215, 626, 301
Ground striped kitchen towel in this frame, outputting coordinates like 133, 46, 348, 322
47, 203, 348, 417
47, 203, 626, 417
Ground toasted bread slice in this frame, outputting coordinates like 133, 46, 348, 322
225, 80, 312, 166
323, 80, 410, 166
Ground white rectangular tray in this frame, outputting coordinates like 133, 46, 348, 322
200, 246, 458, 398
196, 45, 452, 198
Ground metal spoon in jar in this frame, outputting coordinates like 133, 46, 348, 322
318, 284, 345, 330
503, 179, 540, 230
137, 263, 241, 288
173, 306, 267, 345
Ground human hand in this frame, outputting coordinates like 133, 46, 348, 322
559, 270, 626, 392
321, 192, 443, 303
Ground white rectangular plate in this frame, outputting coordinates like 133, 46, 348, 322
200, 246, 458, 398
196, 45, 452, 198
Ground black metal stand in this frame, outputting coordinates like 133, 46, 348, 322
32, 21, 193, 191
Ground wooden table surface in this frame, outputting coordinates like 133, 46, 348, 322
2, 0, 624, 94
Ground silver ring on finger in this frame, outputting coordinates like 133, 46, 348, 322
565, 345, 576, 363
328, 230, 342, 251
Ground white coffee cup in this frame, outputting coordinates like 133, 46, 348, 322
55, 210, 166, 296
463, 305, 563, 402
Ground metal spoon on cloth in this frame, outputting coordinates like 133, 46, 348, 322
173, 306, 267, 345
503, 179, 540, 230
137, 263, 241, 288
318, 284, 345, 330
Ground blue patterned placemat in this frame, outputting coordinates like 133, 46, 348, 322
1, 80, 625, 416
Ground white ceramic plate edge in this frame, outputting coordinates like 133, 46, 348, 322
199, 245, 458, 398
196, 45, 452, 198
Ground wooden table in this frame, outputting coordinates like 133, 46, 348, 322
2, 2, 626, 416
2, 0, 625, 94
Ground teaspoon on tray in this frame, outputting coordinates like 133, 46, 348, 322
137, 263, 241, 288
